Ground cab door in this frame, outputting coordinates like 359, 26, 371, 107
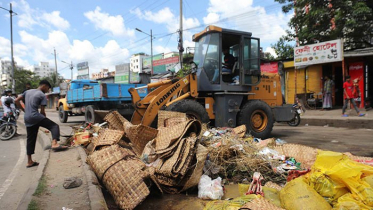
241, 37, 261, 85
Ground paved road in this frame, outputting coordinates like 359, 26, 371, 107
45, 110, 373, 157
0, 121, 43, 209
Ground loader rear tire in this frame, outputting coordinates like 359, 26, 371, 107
166, 99, 209, 123
238, 100, 274, 139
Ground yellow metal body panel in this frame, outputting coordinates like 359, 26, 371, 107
58, 98, 70, 111
285, 65, 322, 104
192, 25, 223, 41
130, 74, 198, 126
248, 74, 283, 107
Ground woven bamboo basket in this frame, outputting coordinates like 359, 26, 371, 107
158, 111, 186, 128
103, 160, 149, 210
124, 123, 158, 156
87, 145, 142, 179
155, 120, 201, 153
104, 111, 129, 131
181, 144, 208, 191
274, 144, 318, 169
91, 129, 124, 152
240, 197, 285, 210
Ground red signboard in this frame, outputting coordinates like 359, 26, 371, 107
349, 62, 364, 108
153, 56, 179, 67
260, 62, 278, 74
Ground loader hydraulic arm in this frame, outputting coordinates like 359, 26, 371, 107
129, 73, 198, 126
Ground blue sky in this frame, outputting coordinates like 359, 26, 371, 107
0, 0, 292, 79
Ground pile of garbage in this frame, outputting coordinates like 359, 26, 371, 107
71, 110, 373, 210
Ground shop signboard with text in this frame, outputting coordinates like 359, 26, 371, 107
77, 61, 89, 79
260, 62, 278, 74
294, 39, 343, 67
349, 62, 365, 108
153, 56, 179, 74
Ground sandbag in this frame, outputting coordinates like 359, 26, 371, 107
280, 177, 332, 210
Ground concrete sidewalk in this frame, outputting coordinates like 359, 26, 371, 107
300, 108, 373, 129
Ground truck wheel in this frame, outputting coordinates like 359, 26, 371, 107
238, 100, 274, 139
166, 99, 209, 123
59, 105, 68, 123
85, 105, 97, 124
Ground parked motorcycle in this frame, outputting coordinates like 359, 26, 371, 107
0, 111, 17, 140
287, 103, 303, 126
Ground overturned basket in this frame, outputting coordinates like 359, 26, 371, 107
274, 144, 318, 169
87, 145, 149, 210
104, 111, 129, 131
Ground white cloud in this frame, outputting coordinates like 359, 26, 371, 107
154, 45, 171, 55
130, 7, 200, 33
203, 0, 292, 44
84, 7, 134, 37
17, 30, 131, 77
0, 36, 30, 67
42, 11, 70, 30
203, 13, 220, 25
0, 37, 10, 58
265, 47, 277, 58
15, 0, 70, 31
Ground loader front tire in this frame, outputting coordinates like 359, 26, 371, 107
238, 100, 274, 139
166, 99, 209, 123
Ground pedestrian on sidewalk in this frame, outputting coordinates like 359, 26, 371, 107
342, 76, 365, 117
322, 75, 333, 110
15, 80, 68, 168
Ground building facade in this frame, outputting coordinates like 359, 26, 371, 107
27, 62, 55, 78
0, 59, 22, 90
91, 69, 115, 80
130, 53, 148, 73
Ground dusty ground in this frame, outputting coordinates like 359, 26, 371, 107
31, 146, 90, 210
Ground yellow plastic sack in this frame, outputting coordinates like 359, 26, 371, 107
363, 175, 373, 189
313, 151, 373, 207
307, 171, 349, 204
280, 177, 332, 210
203, 194, 258, 210
238, 184, 281, 207
332, 193, 373, 210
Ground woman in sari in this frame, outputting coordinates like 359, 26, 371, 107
322, 76, 333, 110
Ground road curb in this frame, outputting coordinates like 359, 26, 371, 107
77, 146, 108, 210
300, 118, 373, 129
16, 125, 51, 210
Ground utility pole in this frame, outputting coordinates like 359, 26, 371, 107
178, 0, 184, 69
0, 3, 17, 93
150, 29, 153, 75
53, 48, 58, 86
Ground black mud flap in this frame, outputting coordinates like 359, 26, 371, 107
272, 105, 295, 122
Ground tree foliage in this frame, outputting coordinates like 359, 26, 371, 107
271, 36, 295, 59
274, 0, 373, 50
12, 68, 40, 94
40, 71, 64, 89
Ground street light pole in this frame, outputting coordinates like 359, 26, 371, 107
53, 48, 58, 85
135, 28, 154, 74
1, 3, 17, 93
62, 61, 74, 80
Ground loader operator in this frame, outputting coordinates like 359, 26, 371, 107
212, 48, 235, 83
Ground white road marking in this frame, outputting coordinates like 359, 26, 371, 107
0, 139, 26, 200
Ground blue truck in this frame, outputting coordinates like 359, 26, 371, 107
57, 80, 147, 123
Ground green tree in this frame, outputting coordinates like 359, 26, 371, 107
271, 36, 295, 59
274, 0, 373, 50
12, 68, 40, 94
41, 72, 64, 89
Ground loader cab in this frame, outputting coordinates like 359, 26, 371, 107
192, 26, 261, 92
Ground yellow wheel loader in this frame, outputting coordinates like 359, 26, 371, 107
129, 26, 294, 138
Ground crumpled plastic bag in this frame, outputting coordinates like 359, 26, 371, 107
312, 151, 373, 207
307, 171, 349, 204
363, 175, 373, 189
280, 177, 332, 210
198, 175, 224, 200
333, 193, 372, 210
